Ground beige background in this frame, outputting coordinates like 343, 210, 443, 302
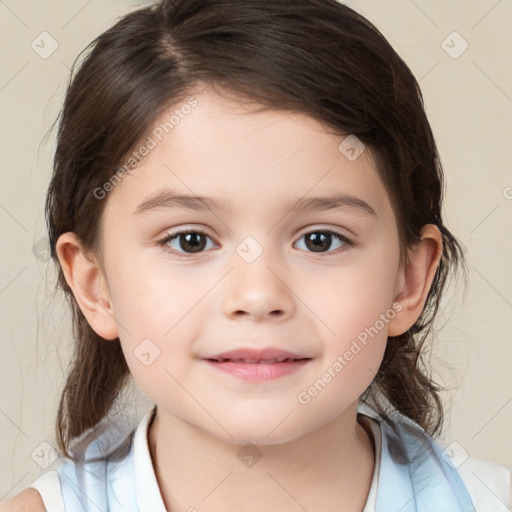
1, 0, 511, 501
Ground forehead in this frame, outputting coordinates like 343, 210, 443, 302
104, 87, 392, 222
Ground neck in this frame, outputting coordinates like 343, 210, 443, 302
148, 404, 376, 512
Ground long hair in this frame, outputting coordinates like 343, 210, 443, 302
45, 0, 467, 460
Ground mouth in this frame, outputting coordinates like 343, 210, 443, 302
204, 347, 310, 362
206, 357, 309, 364
203, 348, 312, 381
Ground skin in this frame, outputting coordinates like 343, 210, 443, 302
0, 488, 46, 512
54, 87, 442, 512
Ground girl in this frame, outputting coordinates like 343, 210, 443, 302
3, 0, 510, 510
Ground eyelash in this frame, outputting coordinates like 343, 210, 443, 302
157, 227, 355, 258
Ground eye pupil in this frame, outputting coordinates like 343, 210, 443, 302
306, 232, 332, 252
181, 233, 206, 253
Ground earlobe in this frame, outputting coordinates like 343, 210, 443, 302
56, 232, 119, 341
387, 224, 443, 337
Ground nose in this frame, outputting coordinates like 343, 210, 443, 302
221, 245, 296, 322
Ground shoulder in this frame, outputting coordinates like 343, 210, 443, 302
0, 488, 46, 512
369, 409, 511, 509
456, 454, 512, 510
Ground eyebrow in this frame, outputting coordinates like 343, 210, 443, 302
133, 188, 377, 217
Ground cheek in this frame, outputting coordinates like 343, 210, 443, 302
298, 286, 392, 417
302, 250, 397, 390
307, 254, 398, 341
106, 255, 210, 390
107, 251, 207, 338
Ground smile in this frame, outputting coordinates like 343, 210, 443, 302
209, 357, 304, 364
205, 358, 311, 381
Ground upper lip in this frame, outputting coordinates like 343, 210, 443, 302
204, 347, 310, 362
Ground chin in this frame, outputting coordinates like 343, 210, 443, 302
205, 416, 308, 447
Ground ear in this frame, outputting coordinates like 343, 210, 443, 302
56, 232, 119, 340
388, 224, 443, 337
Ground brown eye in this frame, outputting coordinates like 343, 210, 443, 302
295, 230, 352, 253
159, 229, 216, 256
177, 232, 208, 253
158, 228, 353, 258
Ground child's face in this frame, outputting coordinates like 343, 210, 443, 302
96, 88, 404, 443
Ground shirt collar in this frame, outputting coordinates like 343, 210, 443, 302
133, 406, 382, 512
132, 404, 475, 512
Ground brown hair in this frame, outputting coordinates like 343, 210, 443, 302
46, 0, 467, 460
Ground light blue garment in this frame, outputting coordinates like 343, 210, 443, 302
372, 408, 475, 511
27, 403, 506, 511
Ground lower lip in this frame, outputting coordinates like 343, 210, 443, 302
204, 359, 311, 381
